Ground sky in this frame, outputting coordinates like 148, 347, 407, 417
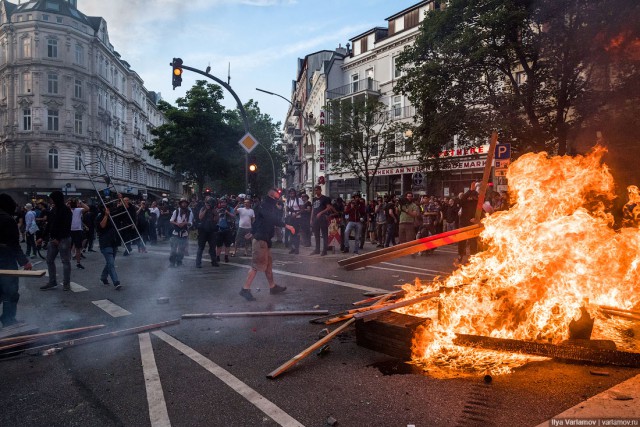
79, 0, 421, 130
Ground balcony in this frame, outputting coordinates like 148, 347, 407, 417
304, 144, 315, 159
326, 78, 380, 100
292, 128, 303, 142
387, 105, 417, 121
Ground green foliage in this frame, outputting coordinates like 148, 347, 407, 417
318, 99, 412, 200
396, 0, 640, 159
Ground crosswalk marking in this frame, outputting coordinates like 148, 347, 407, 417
92, 299, 131, 317
138, 333, 171, 427
70, 282, 88, 292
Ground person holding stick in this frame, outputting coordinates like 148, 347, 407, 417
240, 188, 295, 301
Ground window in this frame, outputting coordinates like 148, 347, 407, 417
21, 73, 32, 94
74, 79, 82, 98
351, 73, 359, 94
74, 113, 83, 134
47, 73, 58, 94
75, 44, 83, 65
22, 38, 31, 58
22, 108, 31, 131
48, 148, 58, 169
56, 17, 63, 23
47, 39, 58, 58
392, 56, 402, 79
370, 136, 379, 157
392, 95, 402, 118
47, 109, 59, 131
74, 151, 82, 171
43, 14, 49, 21
24, 148, 32, 168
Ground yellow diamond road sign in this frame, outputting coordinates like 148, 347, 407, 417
238, 132, 258, 154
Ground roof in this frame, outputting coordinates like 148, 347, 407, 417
10, 0, 99, 31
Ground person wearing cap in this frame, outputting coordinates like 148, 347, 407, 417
240, 188, 294, 301
169, 198, 193, 267
24, 203, 38, 258
195, 196, 219, 268
0, 194, 33, 326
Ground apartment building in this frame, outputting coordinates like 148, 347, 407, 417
285, 1, 490, 199
0, 0, 180, 204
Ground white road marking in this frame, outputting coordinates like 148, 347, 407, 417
138, 333, 171, 427
70, 282, 88, 292
152, 330, 305, 427
92, 299, 131, 317
146, 248, 388, 293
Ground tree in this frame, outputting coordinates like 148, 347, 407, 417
145, 81, 239, 196
318, 99, 412, 200
227, 100, 284, 195
396, 0, 640, 158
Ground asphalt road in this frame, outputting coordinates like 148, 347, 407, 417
1, 239, 638, 427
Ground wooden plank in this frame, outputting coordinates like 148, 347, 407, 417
182, 310, 329, 319
353, 291, 441, 321
341, 226, 483, 271
0, 269, 47, 277
475, 131, 499, 223
0, 323, 39, 340
267, 318, 356, 379
0, 324, 105, 346
338, 224, 482, 268
453, 334, 640, 367
600, 309, 640, 322
356, 312, 431, 360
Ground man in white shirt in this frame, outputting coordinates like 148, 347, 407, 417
233, 199, 255, 257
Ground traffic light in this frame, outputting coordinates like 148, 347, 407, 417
248, 155, 258, 174
172, 58, 183, 89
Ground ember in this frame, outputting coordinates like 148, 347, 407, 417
397, 147, 640, 376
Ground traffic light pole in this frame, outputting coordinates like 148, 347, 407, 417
177, 63, 252, 191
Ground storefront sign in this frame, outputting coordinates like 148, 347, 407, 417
318, 110, 326, 171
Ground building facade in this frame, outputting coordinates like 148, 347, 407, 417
0, 0, 180, 204
285, 1, 490, 200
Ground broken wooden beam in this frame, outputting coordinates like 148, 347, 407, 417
0, 269, 46, 277
267, 318, 356, 379
339, 225, 484, 270
0, 324, 105, 346
182, 310, 329, 319
354, 291, 441, 322
0, 323, 38, 341
453, 334, 640, 368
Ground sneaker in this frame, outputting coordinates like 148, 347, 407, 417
63, 284, 71, 291
288, 249, 296, 254
114, 283, 122, 290
269, 284, 287, 294
40, 283, 58, 290
76, 263, 85, 269
211, 261, 219, 267
310, 250, 320, 255
320, 251, 327, 256
101, 278, 109, 285
239, 289, 256, 301
224, 255, 229, 263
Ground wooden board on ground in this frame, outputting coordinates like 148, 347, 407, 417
356, 312, 431, 360
0, 323, 39, 340
0, 270, 46, 277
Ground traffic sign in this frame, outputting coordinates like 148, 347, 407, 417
495, 169, 508, 177
412, 171, 424, 186
238, 132, 258, 154
495, 159, 511, 169
495, 143, 511, 160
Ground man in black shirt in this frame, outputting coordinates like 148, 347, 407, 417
40, 191, 73, 291
310, 186, 335, 256
240, 189, 294, 301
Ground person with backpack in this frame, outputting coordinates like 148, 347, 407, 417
169, 198, 193, 267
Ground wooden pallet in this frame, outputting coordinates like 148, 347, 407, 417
355, 311, 431, 360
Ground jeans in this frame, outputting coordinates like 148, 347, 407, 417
344, 221, 363, 252
170, 236, 188, 265
0, 276, 19, 326
46, 236, 72, 286
384, 223, 396, 247
312, 220, 328, 253
25, 232, 36, 256
100, 246, 120, 285
196, 229, 217, 266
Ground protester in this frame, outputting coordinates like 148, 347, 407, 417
0, 194, 33, 326
40, 191, 73, 291
384, 195, 398, 247
397, 191, 420, 244
196, 196, 219, 268
215, 198, 235, 263
310, 185, 335, 256
24, 203, 38, 258
343, 193, 366, 254
240, 189, 295, 301
233, 198, 255, 257
285, 188, 303, 254
148, 201, 160, 245
169, 198, 193, 267
68, 198, 89, 269
457, 181, 480, 264
95, 205, 122, 290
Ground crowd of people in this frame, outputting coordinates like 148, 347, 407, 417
0, 182, 510, 322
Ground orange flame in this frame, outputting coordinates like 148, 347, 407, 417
399, 147, 640, 376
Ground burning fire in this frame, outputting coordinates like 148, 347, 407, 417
399, 147, 640, 376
